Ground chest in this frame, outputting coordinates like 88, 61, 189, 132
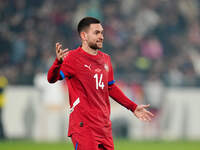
74, 56, 109, 90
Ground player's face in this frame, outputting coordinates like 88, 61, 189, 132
86, 24, 104, 50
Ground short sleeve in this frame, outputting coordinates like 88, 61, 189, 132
108, 56, 115, 86
60, 52, 76, 79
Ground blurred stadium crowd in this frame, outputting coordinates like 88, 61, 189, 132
1, 0, 200, 87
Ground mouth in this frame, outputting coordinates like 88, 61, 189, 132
97, 41, 103, 43
96, 41, 103, 48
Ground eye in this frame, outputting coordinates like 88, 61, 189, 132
94, 31, 104, 36
95, 31, 100, 34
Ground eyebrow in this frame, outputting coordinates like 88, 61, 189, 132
94, 29, 104, 33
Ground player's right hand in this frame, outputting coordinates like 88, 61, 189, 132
56, 42, 69, 63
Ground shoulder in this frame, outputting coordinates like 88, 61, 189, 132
98, 50, 111, 59
62, 48, 80, 64
68, 48, 80, 56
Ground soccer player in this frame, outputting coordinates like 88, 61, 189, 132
47, 17, 154, 150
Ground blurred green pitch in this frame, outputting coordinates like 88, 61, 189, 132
0, 139, 200, 150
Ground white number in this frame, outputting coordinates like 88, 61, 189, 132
98, 74, 104, 89
94, 74, 99, 89
94, 73, 105, 90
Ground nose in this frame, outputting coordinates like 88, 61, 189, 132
100, 33, 104, 40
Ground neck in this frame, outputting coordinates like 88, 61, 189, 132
81, 42, 98, 55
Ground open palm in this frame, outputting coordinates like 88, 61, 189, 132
134, 104, 154, 121
56, 42, 69, 62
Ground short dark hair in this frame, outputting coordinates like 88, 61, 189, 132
77, 17, 101, 34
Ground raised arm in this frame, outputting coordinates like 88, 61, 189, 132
47, 42, 69, 83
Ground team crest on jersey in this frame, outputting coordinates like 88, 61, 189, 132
104, 64, 109, 72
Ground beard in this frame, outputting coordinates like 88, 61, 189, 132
88, 41, 103, 50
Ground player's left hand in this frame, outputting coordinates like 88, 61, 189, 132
133, 104, 154, 122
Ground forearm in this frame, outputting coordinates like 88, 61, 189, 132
109, 84, 138, 112
47, 58, 62, 83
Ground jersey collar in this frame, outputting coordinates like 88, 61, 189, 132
78, 46, 100, 58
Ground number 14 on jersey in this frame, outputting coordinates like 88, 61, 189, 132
94, 73, 105, 90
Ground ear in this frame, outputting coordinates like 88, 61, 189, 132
80, 31, 87, 41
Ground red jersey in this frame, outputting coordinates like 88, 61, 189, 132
47, 46, 137, 138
